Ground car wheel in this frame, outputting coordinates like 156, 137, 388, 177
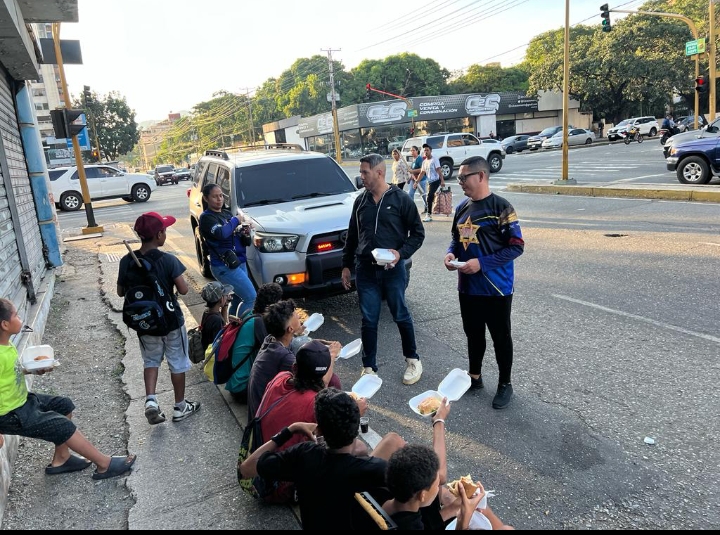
194, 226, 213, 278
132, 184, 151, 202
677, 156, 711, 184
487, 153, 503, 173
60, 191, 82, 211
649, 127, 657, 137
585, 138, 592, 145
505, 146, 514, 154
121, 196, 133, 203
440, 160, 453, 179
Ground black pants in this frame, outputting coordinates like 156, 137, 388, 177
427, 180, 441, 215
459, 293, 514, 385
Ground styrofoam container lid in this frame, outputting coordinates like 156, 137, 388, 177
302, 313, 324, 333
438, 368, 472, 402
351, 374, 383, 399
371, 248, 395, 265
21, 345, 56, 371
338, 338, 362, 360
445, 511, 492, 530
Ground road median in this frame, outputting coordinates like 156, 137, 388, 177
506, 182, 720, 203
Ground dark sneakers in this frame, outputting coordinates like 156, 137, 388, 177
492, 383, 513, 409
470, 375, 484, 389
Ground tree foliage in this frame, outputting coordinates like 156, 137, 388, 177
448, 64, 530, 94
76, 91, 139, 161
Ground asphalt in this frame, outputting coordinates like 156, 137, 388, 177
2, 157, 719, 529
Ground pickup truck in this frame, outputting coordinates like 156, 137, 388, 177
666, 136, 720, 185
154, 164, 177, 185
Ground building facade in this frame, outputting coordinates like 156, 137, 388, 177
0, 0, 74, 523
286, 90, 589, 158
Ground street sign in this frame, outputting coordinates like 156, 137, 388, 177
326, 92, 340, 103
408, 109, 418, 118
685, 38, 706, 56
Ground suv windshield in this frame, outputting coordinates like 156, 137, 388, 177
156, 165, 173, 173
235, 158, 355, 208
616, 120, 631, 127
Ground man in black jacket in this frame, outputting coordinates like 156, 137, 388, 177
341, 154, 425, 384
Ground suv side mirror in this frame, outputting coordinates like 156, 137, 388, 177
355, 175, 364, 189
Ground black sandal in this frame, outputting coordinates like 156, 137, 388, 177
92, 454, 136, 480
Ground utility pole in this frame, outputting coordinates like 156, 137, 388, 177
710, 0, 717, 121
322, 48, 343, 163
554, 0, 576, 185
244, 88, 256, 143
51, 23, 102, 234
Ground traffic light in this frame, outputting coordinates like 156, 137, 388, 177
600, 4, 612, 32
366, 83, 371, 100
695, 76, 708, 94
83, 85, 92, 105
91, 149, 100, 160
50, 109, 68, 139
64, 109, 87, 137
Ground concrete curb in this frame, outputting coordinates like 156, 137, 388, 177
505, 183, 720, 203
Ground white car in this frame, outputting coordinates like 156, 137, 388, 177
607, 116, 659, 141
48, 164, 157, 211
541, 128, 594, 149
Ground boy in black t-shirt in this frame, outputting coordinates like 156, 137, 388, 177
199, 281, 233, 350
117, 212, 201, 425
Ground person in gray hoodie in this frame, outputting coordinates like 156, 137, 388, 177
341, 153, 425, 385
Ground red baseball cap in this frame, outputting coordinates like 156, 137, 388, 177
134, 212, 177, 239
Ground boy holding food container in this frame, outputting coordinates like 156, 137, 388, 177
0, 297, 136, 479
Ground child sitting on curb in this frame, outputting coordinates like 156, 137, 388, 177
0, 298, 135, 480
200, 281, 234, 351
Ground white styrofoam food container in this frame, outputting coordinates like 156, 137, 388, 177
302, 313, 324, 333
408, 368, 472, 418
338, 338, 362, 360
445, 511, 492, 530
351, 374, 383, 399
371, 248, 395, 266
449, 259, 467, 268
21, 345, 56, 371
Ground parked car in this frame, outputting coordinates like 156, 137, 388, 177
676, 115, 708, 132
173, 167, 192, 181
541, 128, 594, 149
48, 164, 156, 211
607, 116, 659, 141
662, 117, 720, 158
500, 134, 530, 154
154, 164, 177, 185
399, 132, 505, 178
666, 136, 720, 184
187, 147, 412, 297
387, 136, 407, 153
527, 126, 567, 150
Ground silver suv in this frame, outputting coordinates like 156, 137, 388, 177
400, 132, 505, 178
188, 146, 363, 297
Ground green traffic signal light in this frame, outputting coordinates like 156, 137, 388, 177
600, 4, 612, 32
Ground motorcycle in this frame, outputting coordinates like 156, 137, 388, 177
622, 126, 643, 144
659, 125, 680, 145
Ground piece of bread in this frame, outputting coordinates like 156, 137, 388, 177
448, 475, 480, 498
417, 396, 441, 415
349, 392, 361, 401
34, 355, 51, 361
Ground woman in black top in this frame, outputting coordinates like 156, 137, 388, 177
198, 184, 256, 316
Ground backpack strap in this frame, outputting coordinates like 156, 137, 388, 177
255, 373, 293, 421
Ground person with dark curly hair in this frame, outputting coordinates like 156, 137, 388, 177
238, 388, 405, 530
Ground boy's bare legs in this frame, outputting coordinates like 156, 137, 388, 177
170, 372, 186, 404
57, 429, 112, 471
144, 367, 159, 397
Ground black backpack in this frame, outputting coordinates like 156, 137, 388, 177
122, 250, 179, 337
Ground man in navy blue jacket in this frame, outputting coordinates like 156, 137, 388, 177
444, 156, 525, 409
341, 154, 425, 385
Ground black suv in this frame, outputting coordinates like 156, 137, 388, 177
155, 164, 177, 185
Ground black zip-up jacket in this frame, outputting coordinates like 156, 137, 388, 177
342, 185, 425, 268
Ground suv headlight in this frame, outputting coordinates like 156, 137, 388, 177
253, 232, 299, 253
669, 147, 678, 156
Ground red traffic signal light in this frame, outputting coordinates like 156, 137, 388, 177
696, 76, 708, 94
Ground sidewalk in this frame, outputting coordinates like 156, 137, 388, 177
0, 223, 302, 530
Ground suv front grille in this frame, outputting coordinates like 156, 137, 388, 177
308, 230, 348, 254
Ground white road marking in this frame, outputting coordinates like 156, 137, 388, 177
607, 174, 669, 183
553, 294, 720, 344
700, 242, 720, 247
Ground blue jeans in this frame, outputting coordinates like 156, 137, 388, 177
409, 178, 428, 209
210, 262, 257, 316
355, 259, 418, 371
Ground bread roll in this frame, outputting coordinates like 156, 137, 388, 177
34, 355, 51, 361
448, 475, 480, 497
417, 396, 441, 415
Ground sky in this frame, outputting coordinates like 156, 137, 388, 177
61, 0, 642, 123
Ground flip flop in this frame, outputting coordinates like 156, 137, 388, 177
45, 454, 92, 475
92, 454, 136, 480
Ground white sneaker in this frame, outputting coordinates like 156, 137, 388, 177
172, 400, 201, 422
361, 367, 377, 377
144, 400, 166, 425
423, 216, 432, 222
403, 358, 423, 385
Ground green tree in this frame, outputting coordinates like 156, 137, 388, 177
77, 91, 139, 161
448, 64, 530, 94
